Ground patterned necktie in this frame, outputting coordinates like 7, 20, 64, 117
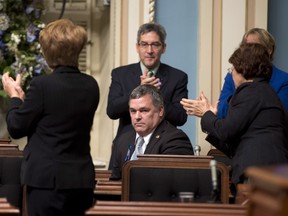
147, 70, 154, 77
130, 136, 145, 160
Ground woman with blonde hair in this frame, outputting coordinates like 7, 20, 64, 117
2, 19, 99, 216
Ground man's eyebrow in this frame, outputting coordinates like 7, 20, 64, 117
129, 107, 150, 110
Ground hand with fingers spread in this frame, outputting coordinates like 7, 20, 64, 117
180, 92, 218, 117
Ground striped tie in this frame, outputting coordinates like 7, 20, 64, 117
130, 137, 145, 160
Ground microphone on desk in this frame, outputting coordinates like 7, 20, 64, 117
209, 159, 221, 203
194, 145, 201, 156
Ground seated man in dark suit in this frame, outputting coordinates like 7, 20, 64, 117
107, 22, 188, 169
110, 85, 194, 180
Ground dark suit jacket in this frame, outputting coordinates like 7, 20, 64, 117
107, 62, 188, 139
202, 78, 288, 184
110, 120, 194, 180
6, 66, 100, 189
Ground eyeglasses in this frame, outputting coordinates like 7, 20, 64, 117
138, 42, 163, 50
228, 67, 233, 74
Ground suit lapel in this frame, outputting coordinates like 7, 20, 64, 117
130, 63, 142, 86
124, 131, 137, 161
144, 120, 166, 153
156, 64, 168, 89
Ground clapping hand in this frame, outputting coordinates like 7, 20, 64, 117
140, 70, 161, 89
180, 92, 218, 117
1, 72, 25, 101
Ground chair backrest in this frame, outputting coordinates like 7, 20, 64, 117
121, 155, 230, 203
0, 156, 23, 209
207, 149, 232, 169
0, 145, 23, 208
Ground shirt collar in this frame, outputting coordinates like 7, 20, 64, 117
140, 62, 160, 76
135, 129, 155, 147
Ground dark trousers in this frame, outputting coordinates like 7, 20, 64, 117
26, 186, 94, 216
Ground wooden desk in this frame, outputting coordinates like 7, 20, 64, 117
95, 181, 122, 196
0, 138, 11, 144
94, 170, 121, 201
95, 170, 112, 182
137, 154, 214, 161
235, 183, 251, 205
94, 180, 122, 201
86, 200, 247, 216
245, 165, 288, 216
0, 144, 22, 157
0, 198, 20, 215
0, 144, 19, 151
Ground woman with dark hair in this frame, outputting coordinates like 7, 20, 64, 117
218, 28, 288, 118
181, 43, 288, 189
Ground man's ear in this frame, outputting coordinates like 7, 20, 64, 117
161, 43, 167, 54
136, 43, 140, 54
159, 105, 165, 117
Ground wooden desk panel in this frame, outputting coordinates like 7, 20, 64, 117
86, 201, 247, 216
246, 165, 288, 216
0, 144, 22, 157
95, 181, 122, 195
0, 138, 12, 144
95, 170, 112, 182
0, 198, 20, 215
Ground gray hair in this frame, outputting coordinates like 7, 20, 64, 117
137, 23, 167, 44
129, 85, 164, 111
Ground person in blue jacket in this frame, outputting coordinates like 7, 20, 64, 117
218, 28, 288, 119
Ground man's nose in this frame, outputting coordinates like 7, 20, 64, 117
135, 111, 142, 119
147, 45, 154, 53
